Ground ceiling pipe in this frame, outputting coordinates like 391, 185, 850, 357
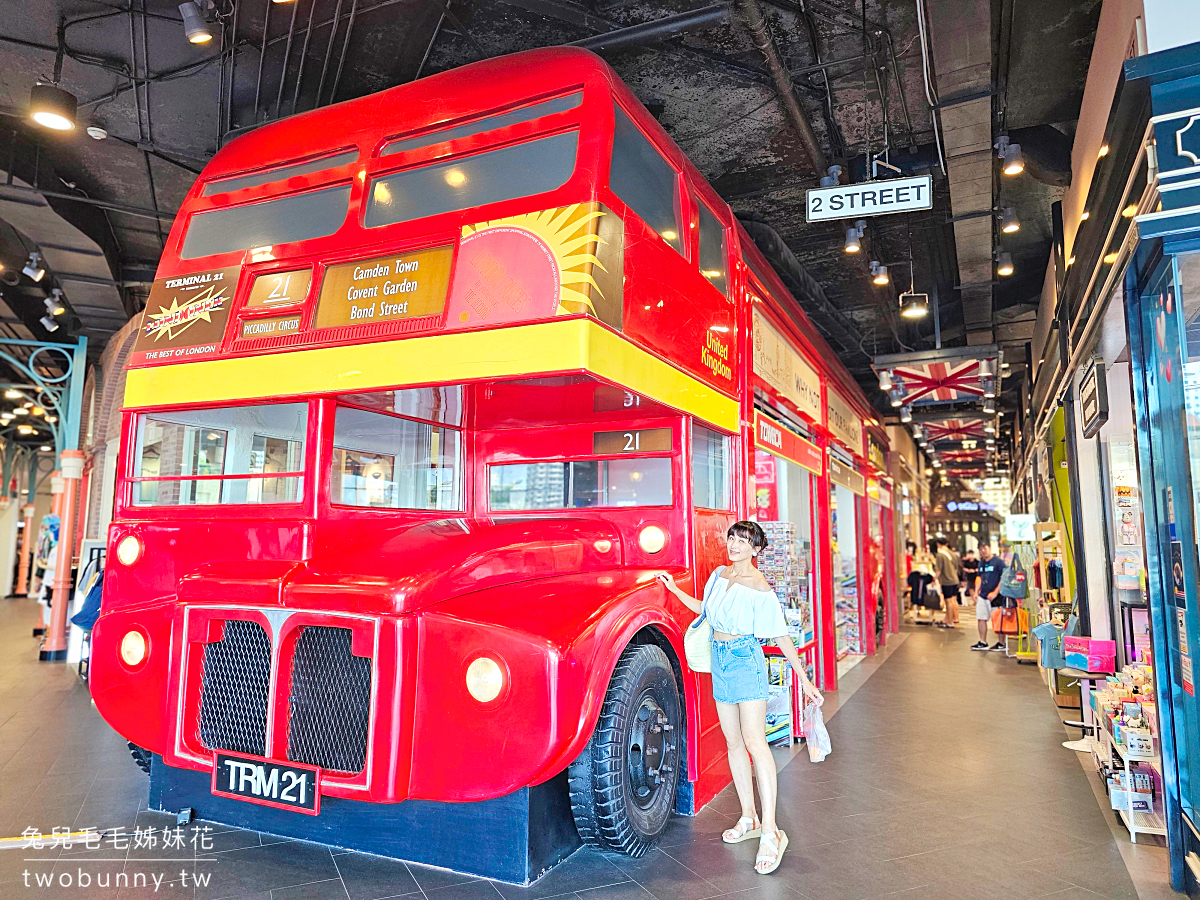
736, 0, 828, 176
570, 4, 731, 53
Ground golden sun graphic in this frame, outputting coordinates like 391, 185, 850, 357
462, 204, 607, 315
145, 284, 228, 342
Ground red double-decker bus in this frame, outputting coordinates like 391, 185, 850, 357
89, 47, 886, 878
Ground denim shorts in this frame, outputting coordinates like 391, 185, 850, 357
711, 634, 768, 704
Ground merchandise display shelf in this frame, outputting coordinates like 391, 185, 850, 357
1095, 721, 1165, 843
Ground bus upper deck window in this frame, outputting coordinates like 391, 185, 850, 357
609, 105, 682, 254
132, 403, 307, 506
179, 184, 351, 260
696, 199, 729, 297
365, 131, 578, 230
330, 404, 461, 510
381, 92, 583, 156
202, 149, 359, 196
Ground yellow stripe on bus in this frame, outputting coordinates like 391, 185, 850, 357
123, 318, 741, 431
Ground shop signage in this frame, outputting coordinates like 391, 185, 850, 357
593, 428, 672, 454
1006, 514, 1036, 542
829, 457, 865, 496
805, 175, 933, 223
238, 314, 303, 340
1183, 655, 1194, 697
826, 386, 863, 453
868, 435, 887, 471
314, 245, 454, 330
129, 265, 240, 366
246, 268, 312, 308
1080, 359, 1109, 439
877, 480, 892, 509
752, 310, 822, 421
754, 412, 822, 475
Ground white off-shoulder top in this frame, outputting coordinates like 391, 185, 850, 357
702, 567, 790, 639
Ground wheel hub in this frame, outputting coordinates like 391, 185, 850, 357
626, 693, 675, 809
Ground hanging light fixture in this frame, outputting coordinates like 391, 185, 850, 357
981, 377, 996, 399
29, 83, 77, 131
900, 405, 913, 424
982, 397, 996, 415
178, 1, 214, 43
870, 261, 890, 286
44, 290, 65, 316
997, 136, 1025, 176
996, 251, 1014, 277
899, 292, 929, 319
22, 252, 45, 282
878, 369, 894, 391
39, 315, 59, 333
998, 206, 1020, 234
889, 382, 905, 408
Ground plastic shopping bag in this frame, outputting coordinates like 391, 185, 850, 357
801, 702, 831, 763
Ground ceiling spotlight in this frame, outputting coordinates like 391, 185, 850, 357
13, 407, 27, 416
899, 292, 930, 319
998, 207, 1020, 234
871, 261, 890, 286
889, 383, 905, 408
844, 221, 864, 254
1122, 203, 1138, 218
4, 389, 20, 400
879, 369, 894, 391
45, 415, 57, 424
1098, 144, 1110, 158
900, 405, 913, 424
997, 136, 1024, 176
39, 315, 59, 333
22, 252, 45, 282
1001, 361, 1010, 369
982, 377, 996, 399
982, 398, 996, 415
86, 125, 108, 141
1080, 211, 1090, 222
986, 436, 996, 445
39, 445, 51, 452
996, 251, 1014, 277
819, 165, 842, 188
1103, 251, 1119, 265
45, 290, 65, 316
179, 2, 214, 43
17, 425, 33, 436
29, 83, 77, 131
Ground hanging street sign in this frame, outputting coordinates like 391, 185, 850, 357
806, 175, 934, 223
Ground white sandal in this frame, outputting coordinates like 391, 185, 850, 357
722, 815, 761, 843
755, 829, 788, 875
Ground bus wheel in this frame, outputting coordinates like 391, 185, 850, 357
128, 742, 152, 776
568, 644, 681, 857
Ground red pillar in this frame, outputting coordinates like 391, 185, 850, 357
15, 502, 34, 596
41, 452, 82, 661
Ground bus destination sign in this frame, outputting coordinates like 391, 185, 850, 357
805, 175, 932, 223
314, 245, 454, 330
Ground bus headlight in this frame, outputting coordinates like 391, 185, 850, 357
465, 656, 505, 703
638, 525, 667, 554
116, 535, 143, 566
120, 630, 147, 668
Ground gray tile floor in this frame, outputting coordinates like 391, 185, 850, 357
0, 598, 1176, 899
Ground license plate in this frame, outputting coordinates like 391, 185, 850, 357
211, 752, 320, 815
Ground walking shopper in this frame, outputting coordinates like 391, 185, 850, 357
971, 542, 1006, 650
658, 521, 823, 876
961, 548, 979, 601
934, 537, 961, 628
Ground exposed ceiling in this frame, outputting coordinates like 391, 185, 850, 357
0, 0, 1102, 463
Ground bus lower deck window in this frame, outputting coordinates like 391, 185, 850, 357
489, 458, 672, 510
330, 405, 461, 510
132, 403, 307, 506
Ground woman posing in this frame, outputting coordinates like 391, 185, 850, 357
657, 521, 824, 876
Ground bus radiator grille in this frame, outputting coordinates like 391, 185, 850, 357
198, 619, 272, 757
286, 626, 371, 774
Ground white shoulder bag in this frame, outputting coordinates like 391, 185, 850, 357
683, 576, 714, 673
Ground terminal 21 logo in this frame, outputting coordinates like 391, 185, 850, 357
129, 265, 240, 366
144, 282, 228, 342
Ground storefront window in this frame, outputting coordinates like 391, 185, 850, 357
832, 482, 861, 664
753, 448, 815, 647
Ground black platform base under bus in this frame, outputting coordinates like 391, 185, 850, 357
38, 648, 66, 661
148, 755, 583, 885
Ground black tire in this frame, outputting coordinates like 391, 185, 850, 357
128, 741, 152, 776
568, 644, 681, 856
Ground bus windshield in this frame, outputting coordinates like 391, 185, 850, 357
132, 403, 308, 506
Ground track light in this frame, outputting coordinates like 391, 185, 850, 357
844, 221, 864, 254
17, 425, 33, 436
179, 2, 213, 43
996, 252, 1014, 277
39, 315, 58, 333
982, 398, 996, 415
998, 138, 1024, 176
879, 369, 893, 391
998, 207, 1020, 234
984, 421, 996, 434
45, 290, 65, 316
986, 436, 996, 445
871, 261, 890, 286
900, 405, 913, 424
899, 292, 929, 319
29, 83, 77, 131
889, 383, 905, 408
22, 252, 45, 282
819, 165, 842, 188
982, 377, 996, 399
